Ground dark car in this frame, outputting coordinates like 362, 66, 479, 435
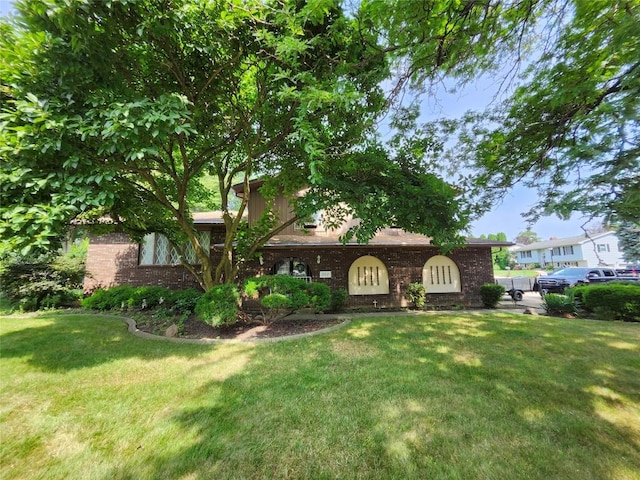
535, 267, 619, 295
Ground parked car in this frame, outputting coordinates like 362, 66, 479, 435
535, 267, 639, 295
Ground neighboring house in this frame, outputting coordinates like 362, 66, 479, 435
513, 231, 627, 269
84, 181, 511, 308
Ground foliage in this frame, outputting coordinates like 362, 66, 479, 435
447, 2, 640, 226
168, 288, 203, 315
479, 283, 505, 309
244, 275, 331, 318
329, 288, 348, 313
542, 293, 577, 317
194, 283, 239, 327
0, 0, 395, 288
616, 221, 640, 263
82, 285, 202, 315
404, 282, 426, 309
579, 284, 640, 322
514, 229, 541, 246
261, 293, 292, 311
0, 245, 86, 310
82, 286, 137, 310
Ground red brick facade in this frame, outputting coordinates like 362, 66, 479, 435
85, 232, 495, 308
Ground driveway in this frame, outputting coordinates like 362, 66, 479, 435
498, 291, 545, 314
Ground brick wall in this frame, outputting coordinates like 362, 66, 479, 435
85, 234, 494, 307
84, 233, 203, 292
242, 246, 494, 308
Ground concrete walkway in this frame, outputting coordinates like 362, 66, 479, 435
498, 291, 545, 314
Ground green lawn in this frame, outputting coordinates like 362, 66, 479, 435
1, 312, 639, 480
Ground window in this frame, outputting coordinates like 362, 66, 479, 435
520, 251, 532, 259
552, 247, 562, 256
562, 246, 574, 255
422, 256, 461, 293
271, 258, 312, 282
139, 232, 210, 265
597, 243, 610, 253
348, 256, 389, 295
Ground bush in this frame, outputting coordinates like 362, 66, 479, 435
480, 283, 505, 308
261, 293, 292, 310
0, 250, 86, 311
243, 275, 331, 313
404, 283, 426, 308
195, 284, 240, 327
330, 288, 348, 313
543, 293, 577, 316
580, 283, 640, 321
82, 285, 137, 310
127, 286, 172, 309
168, 288, 203, 315
306, 282, 331, 312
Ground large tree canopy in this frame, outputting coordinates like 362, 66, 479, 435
3, 0, 637, 290
428, 0, 639, 228
1, 0, 473, 289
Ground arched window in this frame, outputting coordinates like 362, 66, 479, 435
348, 256, 389, 295
422, 256, 461, 293
271, 258, 312, 282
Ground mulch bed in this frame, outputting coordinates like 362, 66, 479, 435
134, 314, 345, 341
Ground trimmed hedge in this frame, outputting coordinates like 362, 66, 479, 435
480, 283, 505, 308
83, 286, 203, 315
244, 275, 332, 313
578, 283, 640, 321
1, 256, 85, 311
542, 293, 577, 316
404, 283, 426, 308
195, 283, 240, 327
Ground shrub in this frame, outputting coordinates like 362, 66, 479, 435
404, 283, 426, 308
0, 255, 85, 311
480, 283, 505, 308
543, 293, 577, 316
195, 284, 240, 327
168, 288, 203, 315
306, 282, 331, 312
82, 285, 136, 310
261, 293, 292, 310
127, 286, 172, 309
580, 284, 640, 321
243, 275, 331, 313
330, 288, 348, 312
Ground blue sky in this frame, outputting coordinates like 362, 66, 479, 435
0, 0, 593, 242
417, 78, 592, 242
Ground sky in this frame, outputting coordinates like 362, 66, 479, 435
0, 0, 595, 242
417, 79, 593, 242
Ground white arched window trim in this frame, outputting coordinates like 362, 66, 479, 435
422, 255, 461, 293
348, 255, 390, 295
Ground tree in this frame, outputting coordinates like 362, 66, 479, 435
616, 221, 640, 264
1, 0, 467, 290
443, 1, 639, 226
514, 229, 541, 245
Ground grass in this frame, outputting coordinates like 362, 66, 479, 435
1, 311, 639, 480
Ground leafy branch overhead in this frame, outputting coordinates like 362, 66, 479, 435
2, 0, 637, 289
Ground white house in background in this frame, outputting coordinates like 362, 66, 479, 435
514, 231, 627, 268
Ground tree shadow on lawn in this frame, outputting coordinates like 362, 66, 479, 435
100, 313, 640, 480
0, 312, 213, 372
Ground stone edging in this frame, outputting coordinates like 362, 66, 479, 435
120, 315, 353, 345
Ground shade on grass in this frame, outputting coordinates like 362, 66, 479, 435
1, 311, 639, 479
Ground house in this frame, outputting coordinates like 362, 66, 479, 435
84, 182, 511, 308
513, 231, 627, 269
